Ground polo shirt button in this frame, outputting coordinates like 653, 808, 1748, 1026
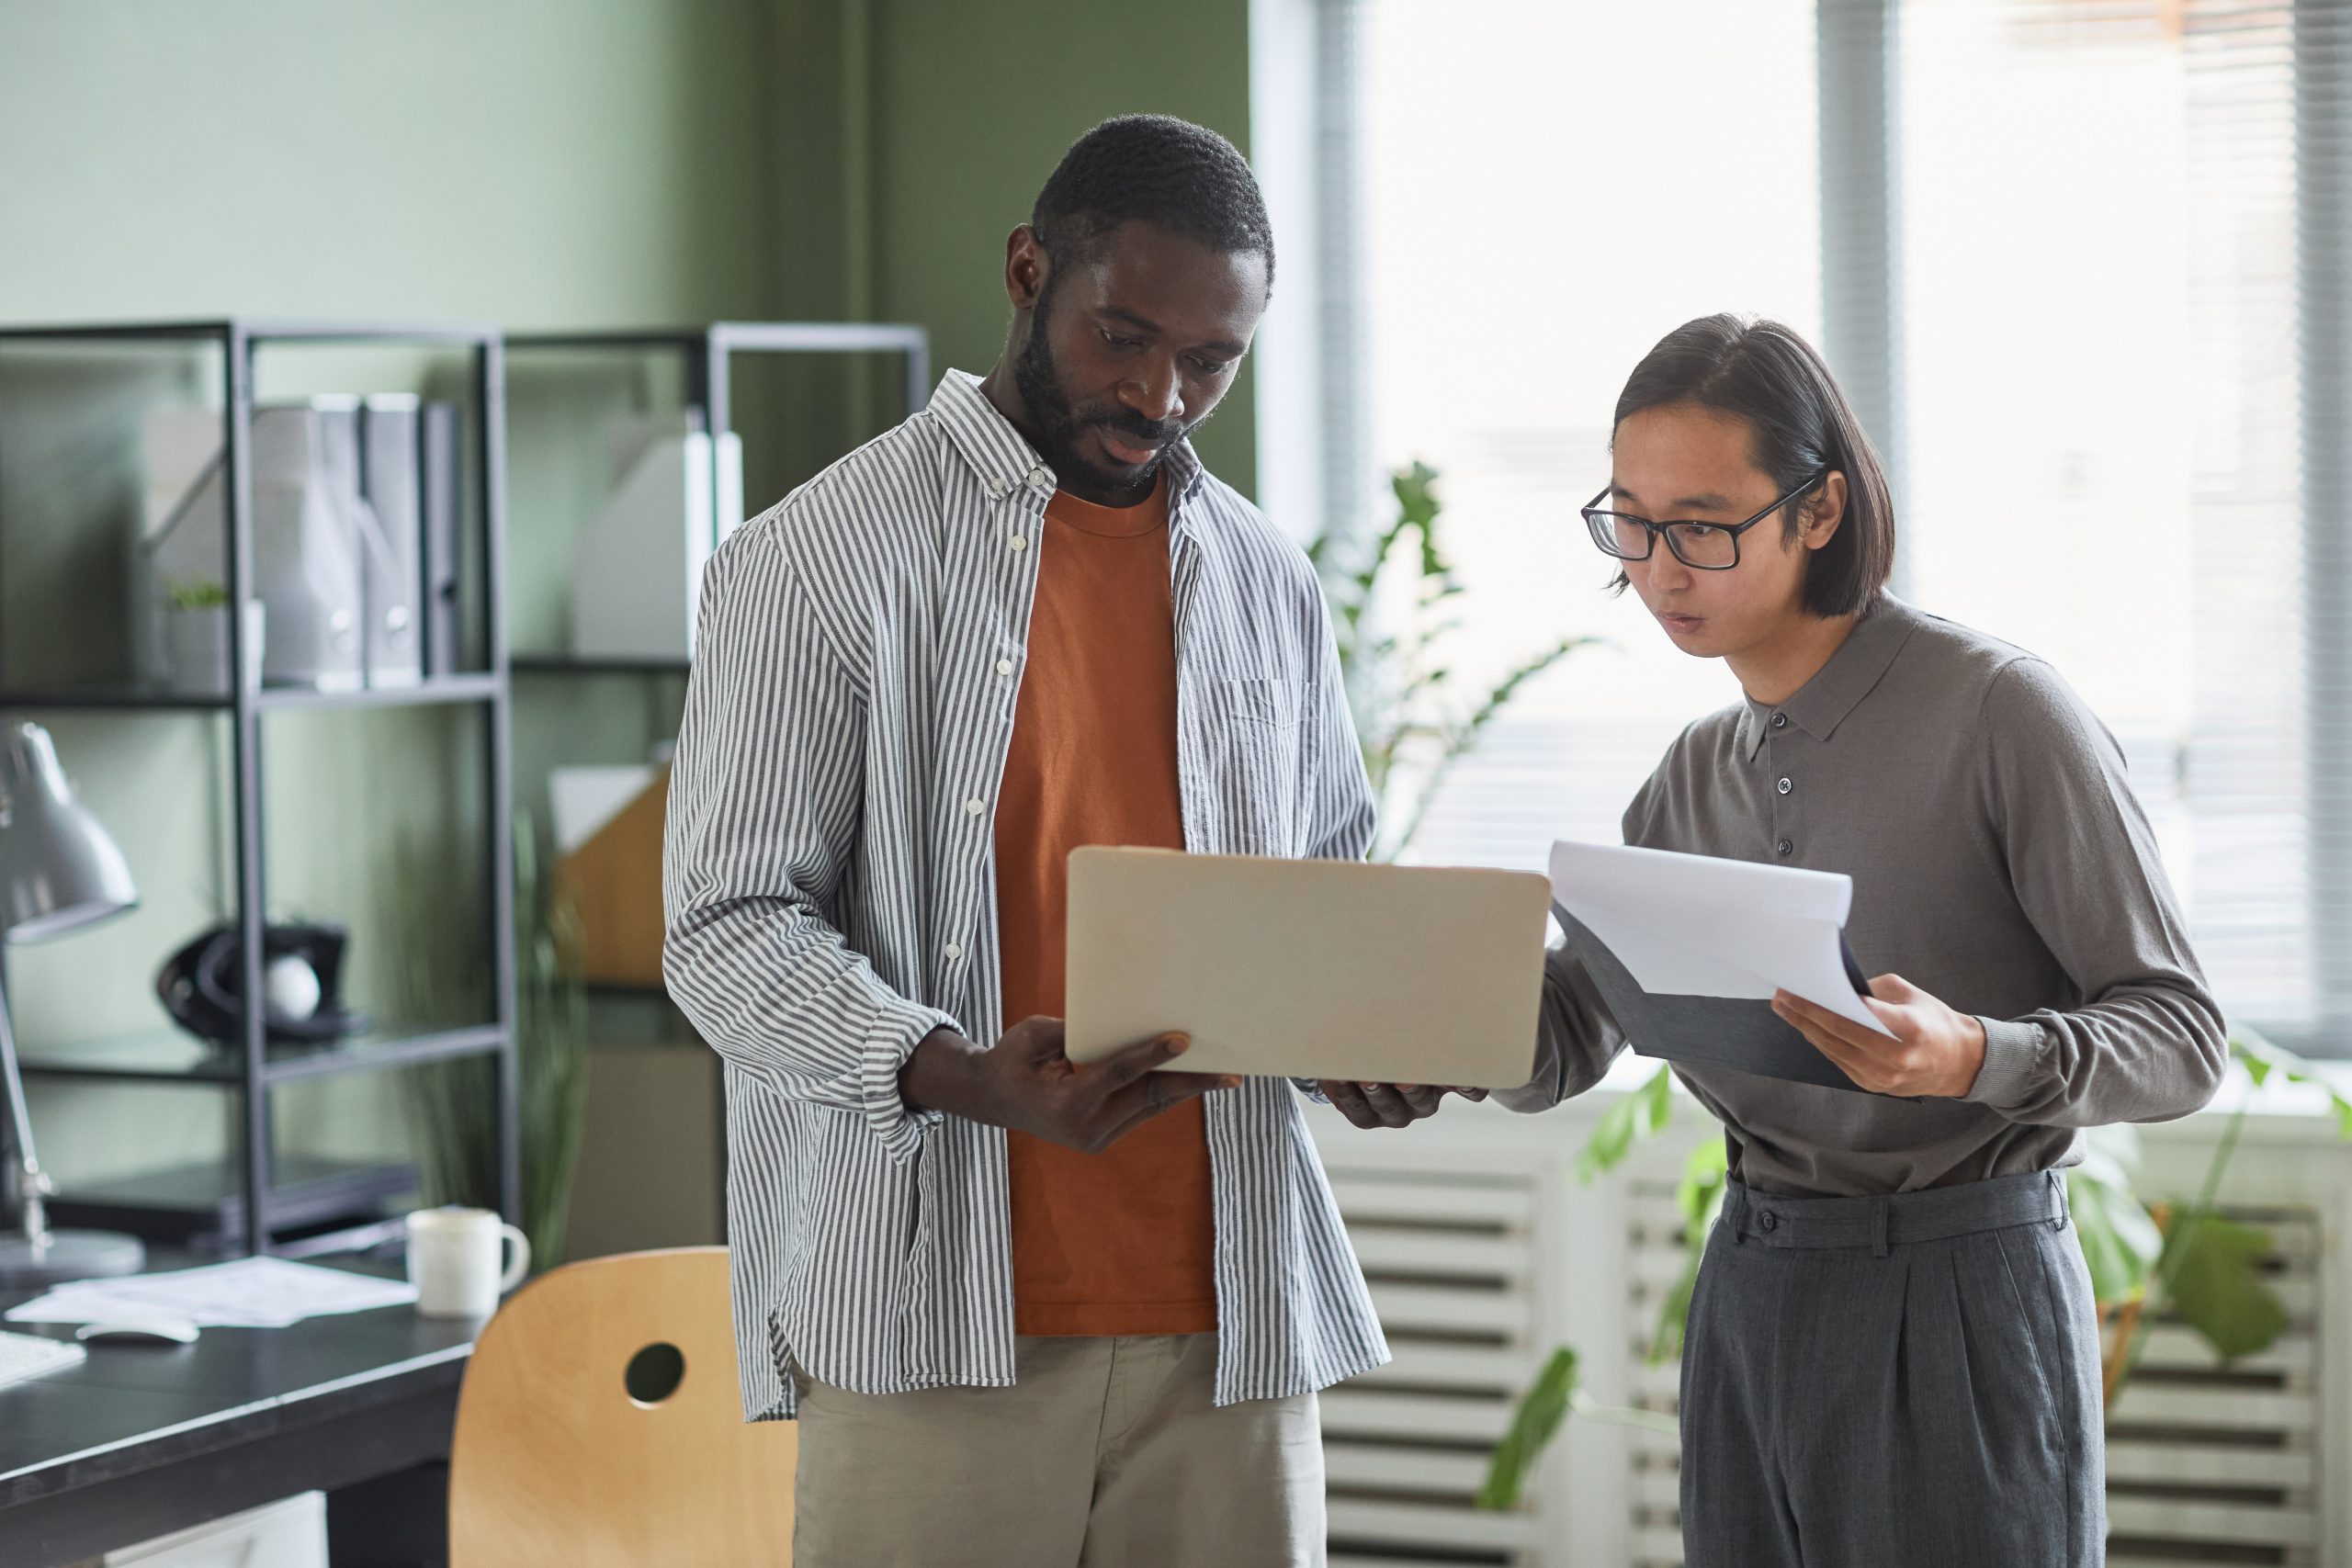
1778, 777, 1793, 795
1776, 839, 1793, 857
1770, 712, 1788, 728
965, 797, 985, 817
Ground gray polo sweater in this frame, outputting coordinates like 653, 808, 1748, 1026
1505, 594, 2228, 1195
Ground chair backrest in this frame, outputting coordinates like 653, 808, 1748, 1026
447, 1247, 793, 1566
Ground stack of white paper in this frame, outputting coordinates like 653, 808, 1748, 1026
1548, 840, 1894, 1037
3, 1256, 418, 1329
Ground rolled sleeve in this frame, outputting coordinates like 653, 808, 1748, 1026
861, 994, 955, 1162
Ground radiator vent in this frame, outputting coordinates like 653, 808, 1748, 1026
1321, 1163, 1547, 1567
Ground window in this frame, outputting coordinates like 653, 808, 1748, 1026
1353, 0, 1823, 861
1339, 0, 2352, 1045
1895, 0, 2346, 1043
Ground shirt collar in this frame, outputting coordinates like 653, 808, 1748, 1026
924, 369, 1207, 517
1736, 593, 1920, 760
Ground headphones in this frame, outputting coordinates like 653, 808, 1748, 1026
155, 920, 368, 1048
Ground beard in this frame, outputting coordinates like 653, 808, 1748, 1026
1012, 287, 1195, 498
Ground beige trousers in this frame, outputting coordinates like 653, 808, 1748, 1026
791, 1333, 1327, 1567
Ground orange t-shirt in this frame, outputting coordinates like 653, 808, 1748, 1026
998, 475, 1218, 1337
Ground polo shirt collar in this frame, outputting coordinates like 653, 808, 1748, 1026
1736, 593, 1920, 760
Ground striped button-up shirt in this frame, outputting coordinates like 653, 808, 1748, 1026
663, 371, 1388, 1420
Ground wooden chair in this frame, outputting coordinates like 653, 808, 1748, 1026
448, 1246, 794, 1565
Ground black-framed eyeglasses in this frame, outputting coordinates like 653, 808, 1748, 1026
1581, 472, 1827, 570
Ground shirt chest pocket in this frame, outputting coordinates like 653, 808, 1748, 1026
1193, 674, 1307, 855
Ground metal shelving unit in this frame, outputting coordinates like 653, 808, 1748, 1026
502, 321, 930, 1240
0, 317, 520, 1257
504, 319, 930, 678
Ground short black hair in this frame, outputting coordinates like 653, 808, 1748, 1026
1611, 314, 1896, 618
1030, 115, 1274, 291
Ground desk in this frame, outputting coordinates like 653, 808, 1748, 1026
0, 1274, 478, 1568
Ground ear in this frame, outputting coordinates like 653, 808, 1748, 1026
1801, 471, 1849, 553
1005, 225, 1049, 312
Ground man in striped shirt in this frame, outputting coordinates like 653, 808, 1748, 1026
665, 116, 1436, 1566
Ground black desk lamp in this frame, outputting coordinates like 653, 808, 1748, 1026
0, 721, 146, 1286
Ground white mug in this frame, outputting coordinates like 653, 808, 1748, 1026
406, 1206, 530, 1319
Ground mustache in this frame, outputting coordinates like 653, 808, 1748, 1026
1079, 406, 1188, 448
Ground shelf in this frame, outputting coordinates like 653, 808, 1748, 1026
0, 684, 230, 712
0, 673, 503, 715
256, 674, 503, 713
512, 653, 691, 677
48, 1155, 420, 1250
16, 1021, 509, 1086
0, 316, 501, 346
0, 312, 524, 1247
510, 321, 928, 355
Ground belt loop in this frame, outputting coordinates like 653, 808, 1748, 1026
1726, 1186, 1745, 1246
1871, 1196, 1890, 1258
2051, 1168, 2069, 1232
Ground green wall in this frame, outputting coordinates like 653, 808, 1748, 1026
0, 0, 786, 329
0, 0, 1259, 1202
864, 0, 1260, 493
0, 0, 795, 1189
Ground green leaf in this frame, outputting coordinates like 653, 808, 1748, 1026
2232, 1027, 2352, 1140
1477, 1346, 1577, 1510
2068, 1157, 2164, 1305
1651, 1137, 1729, 1362
2165, 1213, 2287, 1361
1577, 1065, 1675, 1182
1675, 1134, 1730, 1230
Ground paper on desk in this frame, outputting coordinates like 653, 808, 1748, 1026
1549, 840, 1895, 1037
3, 1256, 418, 1328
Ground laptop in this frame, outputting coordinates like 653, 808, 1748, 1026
1063, 846, 1550, 1089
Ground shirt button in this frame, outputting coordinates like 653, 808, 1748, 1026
985, 477, 1010, 500
1770, 713, 1788, 729
996, 659, 1015, 677
943, 942, 963, 960
1776, 839, 1793, 857
1778, 777, 1793, 795
1026, 465, 1049, 488
964, 797, 985, 817
1008, 532, 1028, 551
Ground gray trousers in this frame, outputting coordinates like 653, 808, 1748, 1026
1680, 1168, 2105, 1567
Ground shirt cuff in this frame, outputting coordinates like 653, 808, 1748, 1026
860, 995, 960, 1164
1964, 1016, 2045, 1112
1292, 1077, 1331, 1105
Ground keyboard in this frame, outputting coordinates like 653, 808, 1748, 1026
0, 1327, 86, 1389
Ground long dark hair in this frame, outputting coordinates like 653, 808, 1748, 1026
1612, 314, 1895, 618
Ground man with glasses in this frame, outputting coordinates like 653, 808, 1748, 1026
1477, 313, 2227, 1567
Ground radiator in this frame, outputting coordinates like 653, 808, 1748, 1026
1307, 1090, 2352, 1567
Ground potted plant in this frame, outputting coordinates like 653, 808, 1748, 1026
1310, 461, 1593, 862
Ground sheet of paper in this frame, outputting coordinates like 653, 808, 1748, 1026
1549, 840, 1894, 1037
3, 1256, 418, 1328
